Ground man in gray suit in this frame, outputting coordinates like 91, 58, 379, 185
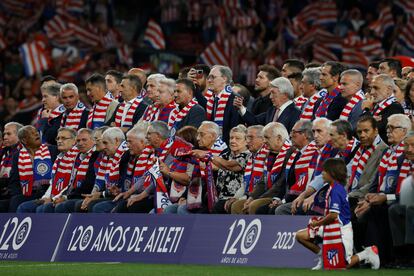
338, 69, 364, 130
348, 116, 387, 206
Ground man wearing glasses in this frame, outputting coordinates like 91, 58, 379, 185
353, 114, 412, 267
202, 65, 240, 144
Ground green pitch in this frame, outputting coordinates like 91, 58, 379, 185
0, 262, 412, 275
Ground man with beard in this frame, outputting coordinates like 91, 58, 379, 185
250, 64, 280, 115
188, 64, 210, 98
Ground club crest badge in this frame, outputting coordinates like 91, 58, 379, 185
36, 162, 50, 176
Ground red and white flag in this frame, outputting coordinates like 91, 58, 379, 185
342, 44, 369, 69
143, 19, 166, 50
68, 21, 101, 47
398, 15, 414, 54
117, 44, 133, 66
313, 44, 338, 64
44, 13, 74, 47
56, 0, 84, 14
395, 0, 414, 16
200, 41, 229, 66
368, 6, 394, 37
58, 56, 90, 82
19, 40, 51, 76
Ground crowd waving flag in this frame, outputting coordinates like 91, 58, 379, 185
143, 19, 166, 50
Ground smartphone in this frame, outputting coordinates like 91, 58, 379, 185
196, 69, 203, 79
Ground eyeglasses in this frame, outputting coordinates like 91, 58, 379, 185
386, 125, 405, 131
291, 129, 303, 135
207, 75, 222, 80
56, 137, 73, 142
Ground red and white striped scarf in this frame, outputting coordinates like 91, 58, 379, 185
61, 101, 86, 130
87, 94, 113, 129
267, 140, 292, 189
0, 144, 21, 178
131, 146, 155, 181
337, 139, 358, 163
396, 158, 413, 195
244, 144, 269, 193
209, 137, 228, 156
18, 144, 52, 196
372, 96, 396, 117
300, 89, 327, 120
95, 141, 128, 190
167, 98, 198, 129
51, 146, 80, 197
143, 104, 159, 122
287, 141, 318, 195
72, 146, 95, 189
206, 88, 231, 127
349, 136, 382, 190
49, 104, 66, 122
378, 141, 405, 192
199, 137, 228, 178
339, 90, 365, 120
114, 96, 143, 128
294, 95, 307, 109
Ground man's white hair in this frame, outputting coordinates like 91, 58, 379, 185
102, 127, 125, 142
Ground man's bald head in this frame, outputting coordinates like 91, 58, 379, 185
128, 68, 147, 86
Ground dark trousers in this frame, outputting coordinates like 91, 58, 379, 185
112, 197, 154, 213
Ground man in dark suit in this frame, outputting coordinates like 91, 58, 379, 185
362, 74, 404, 144
109, 74, 147, 133
171, 78, 206, 130
195, 65, 240, 144
314, 61, 348, 120
235, 77, 300, 133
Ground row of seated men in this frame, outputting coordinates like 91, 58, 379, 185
0, 113, 413, 267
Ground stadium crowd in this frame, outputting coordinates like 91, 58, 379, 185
1, 0, 414, 271
0, 59, 414, 269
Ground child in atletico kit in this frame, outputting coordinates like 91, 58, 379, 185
295, 158, 380, 270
